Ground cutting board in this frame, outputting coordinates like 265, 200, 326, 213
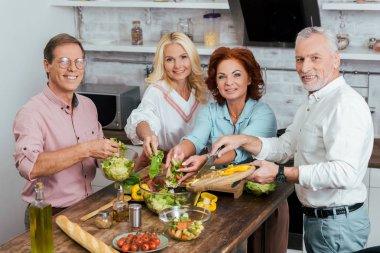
186, 166, 256, 199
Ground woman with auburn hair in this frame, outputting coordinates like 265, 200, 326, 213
125, 32, 208, 170
166, 47, 289, 253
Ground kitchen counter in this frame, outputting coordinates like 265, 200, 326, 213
0, 177, 293, 253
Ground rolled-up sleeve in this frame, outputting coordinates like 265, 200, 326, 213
125, 86, 161, 145
183, 105, 212, 154
238, 103, 277, 162
13, 109, 44, 181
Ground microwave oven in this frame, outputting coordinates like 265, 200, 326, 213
76, 83, 140, 130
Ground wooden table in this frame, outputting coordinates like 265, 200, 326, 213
0, 181, 293, 253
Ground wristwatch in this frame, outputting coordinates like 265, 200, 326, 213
275, 165, 286, 183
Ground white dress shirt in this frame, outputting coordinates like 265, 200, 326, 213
125, 81, 205, 151
257, 76, 374, 207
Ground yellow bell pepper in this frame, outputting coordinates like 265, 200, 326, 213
196, 192, 218, 212
131, 184, 144, 201
218, 164, 252, 176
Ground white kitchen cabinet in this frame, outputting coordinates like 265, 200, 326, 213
322, 2, 380, 11
322, 2, 380, 61
50, 0, 230, 55
367, 168, 380, 247
82, 40, 233, 55
50, 0, 229, 9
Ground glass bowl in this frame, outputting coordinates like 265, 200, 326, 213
158, 206, 211, 241
99, 148, 138, 182
139, 180, 197, 214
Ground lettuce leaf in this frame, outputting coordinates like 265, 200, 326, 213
244, 181, 276, 196
149, 150, 164, 179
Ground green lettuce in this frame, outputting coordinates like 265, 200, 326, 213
101, 138, 134, 181
149, 150, 164, 179
245, 181, 276, 196
165, 159, 184, 188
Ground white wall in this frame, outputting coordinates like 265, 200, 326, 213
0, 0, 75, 244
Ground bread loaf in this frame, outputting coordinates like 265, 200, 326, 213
56, 215, 118, 253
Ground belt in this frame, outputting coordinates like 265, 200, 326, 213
302, 202, 363, 218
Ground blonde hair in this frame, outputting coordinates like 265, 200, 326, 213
146, 32, 207, 104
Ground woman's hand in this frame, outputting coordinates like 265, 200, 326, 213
165, 145, 186, 168
177, 155, 208, 184
142, 134, 159, 158
246, 160, 278, 184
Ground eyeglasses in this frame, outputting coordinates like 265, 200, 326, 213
57, 57, 86, 70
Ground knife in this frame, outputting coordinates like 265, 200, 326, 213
194, 147, 222, 180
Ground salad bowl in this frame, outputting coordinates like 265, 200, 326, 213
139, 178, 197, 214
159, 206, 211, 241
100, 147, 138, 182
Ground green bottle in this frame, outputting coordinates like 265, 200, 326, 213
30, 182, 54, 253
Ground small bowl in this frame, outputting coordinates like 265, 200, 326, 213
139, 179, 197, 214
159, 206, 211, 241
100, 148, 138, 182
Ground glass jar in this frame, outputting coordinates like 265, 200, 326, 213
203, 13, 221, 47
131, 20, 143, 45
177, 18, 194, 41
95, 211, 112, 229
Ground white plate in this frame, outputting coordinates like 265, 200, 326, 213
112, 232, 168, 252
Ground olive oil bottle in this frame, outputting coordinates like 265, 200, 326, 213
112, 186, 128, 222
30, 182, 54, 253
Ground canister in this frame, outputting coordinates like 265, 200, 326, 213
203, 13, 221, 47
129, 203, 142, 229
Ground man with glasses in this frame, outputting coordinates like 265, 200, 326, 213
13, 33, 119, 229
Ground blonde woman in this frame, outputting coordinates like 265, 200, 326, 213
125, 32, 208, 170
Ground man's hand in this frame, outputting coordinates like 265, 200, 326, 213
87, 138, 120, 159
210, 135, 249, 157
247, 160, 278, 184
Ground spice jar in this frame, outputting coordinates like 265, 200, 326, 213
95, 211, 112, 229
131, 20, 143, 45
177, 18, 194, 41
129, 204, 142, 231
203, 12, 221, 47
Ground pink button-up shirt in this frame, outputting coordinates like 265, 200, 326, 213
13, 86, 103, 208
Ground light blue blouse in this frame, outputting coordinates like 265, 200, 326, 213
183, 98, 277, 164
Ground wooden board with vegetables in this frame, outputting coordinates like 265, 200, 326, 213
186, 164, 256, 199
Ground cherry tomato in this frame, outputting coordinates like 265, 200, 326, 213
129, 244, 138, 252
151, 231, 158, 238
141, 243, 150, 251
152, 237, 160, 245
127, 234, 134, 239
142, 233, 150, 242
149, 241, 157, 250
121, 244, 130, 253
135, 238, 143, 246
117, 237, 126, 248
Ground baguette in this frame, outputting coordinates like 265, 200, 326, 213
56, 215, 118, 253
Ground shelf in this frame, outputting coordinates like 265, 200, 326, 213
82, 40, 230, 55
322, 2, 380, 11
339, 46, 380, 61
50, 0, 230, 9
